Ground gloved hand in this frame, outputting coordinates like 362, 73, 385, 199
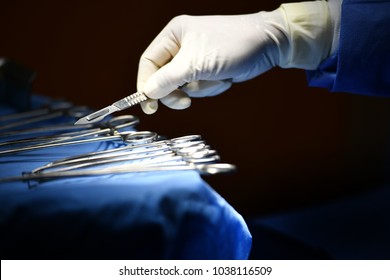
137, 1, 334, 114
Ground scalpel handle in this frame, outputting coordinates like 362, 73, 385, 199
112, 92, 148, 110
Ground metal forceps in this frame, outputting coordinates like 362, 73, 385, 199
0, 115, 142, 156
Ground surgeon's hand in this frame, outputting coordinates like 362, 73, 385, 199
137, 1, 333, 114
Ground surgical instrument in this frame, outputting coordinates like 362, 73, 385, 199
0, 122, 94, 139
0, 127, 100, 147
75, 92, 148, 125
0, 133, 235, 183
0, 104, 90, 131
0, 163, 236, 183
0, 115, 144, 156
0, 115, 139, 148
32, 137, 214, 173
0, 101, 71, 122
34, 134, 203, 170
32, 145, 218, 174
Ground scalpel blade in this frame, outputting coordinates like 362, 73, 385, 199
74, 105, 120, 125
74, 92, 148, 125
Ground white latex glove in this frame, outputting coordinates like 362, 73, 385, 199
137, 1, 333, 114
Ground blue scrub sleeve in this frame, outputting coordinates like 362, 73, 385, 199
307, 0, 390, 96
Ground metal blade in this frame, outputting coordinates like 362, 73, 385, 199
74, 105, 120, 125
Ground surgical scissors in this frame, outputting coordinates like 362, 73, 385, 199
0, 115, 143, 156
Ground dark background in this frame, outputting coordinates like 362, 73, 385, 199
1, 0, 390, 218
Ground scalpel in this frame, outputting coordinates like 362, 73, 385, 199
74, 92, 148, 125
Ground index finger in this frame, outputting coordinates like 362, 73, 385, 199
137, 23, 181, 95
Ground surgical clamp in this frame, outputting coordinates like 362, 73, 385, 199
0, 133, 235, 183
0, 163, 236, 183
32, 136, 213, 173
35, 134, 203, 169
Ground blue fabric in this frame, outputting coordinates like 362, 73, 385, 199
307, 0, 390, 96
0, 96, 251, 259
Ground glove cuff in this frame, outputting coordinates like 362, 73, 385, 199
278, 1, 333, 70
